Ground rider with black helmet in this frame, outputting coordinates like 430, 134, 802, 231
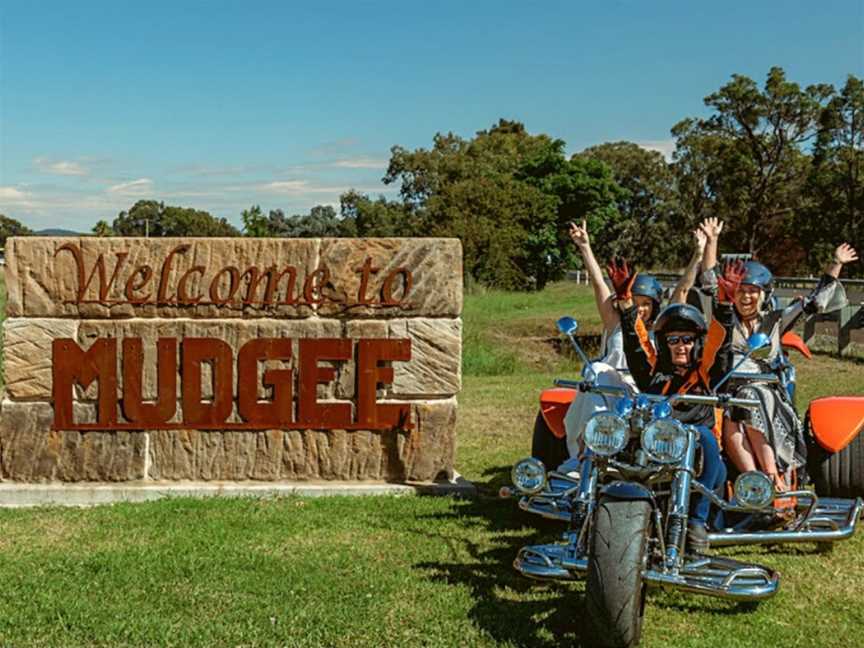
568, 219, 709, 370
610, 258, 745, 551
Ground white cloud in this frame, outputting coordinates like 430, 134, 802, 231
249, 180, 354, 196
636, 139, 676, 161
33, 157, 90, 176
0, 186, 30, 201
257, 180, 313, 194
0, 186, 36, 209
106, 178, 154, 196
332, 157, 388, 169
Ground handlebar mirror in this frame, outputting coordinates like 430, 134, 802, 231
556, 316, 579, 336
747, 331, 771, 353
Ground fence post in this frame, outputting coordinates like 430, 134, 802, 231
838, 305, 861, 357
804, 315, 816, 344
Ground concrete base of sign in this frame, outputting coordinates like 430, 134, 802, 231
0, 474, 476, 508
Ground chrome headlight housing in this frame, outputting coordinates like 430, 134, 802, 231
584, 413, 628, 457
640, 418, 688, 464
511, 457, 547, 494
734, 471, 775, 510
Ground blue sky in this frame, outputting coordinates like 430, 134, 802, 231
1, 0, 862, 232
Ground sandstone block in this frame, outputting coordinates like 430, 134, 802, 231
317, 238, 463, 318
0, 400, 146, 481
6, 236, 463, 319
403, 398, 457, 481
4, 318, 79, 400
391, 319, 461, 397
148, 427, 411, 481
335, 319, 461, 399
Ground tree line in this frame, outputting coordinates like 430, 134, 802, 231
2, 67, 861, 288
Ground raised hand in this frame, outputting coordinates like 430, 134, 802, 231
606, 257, 637, 301
694, 225, 708, 254
835, 243, 859, 265
717, 259, 746, 303
701, 217, 724, 241
569, 219, 590, 249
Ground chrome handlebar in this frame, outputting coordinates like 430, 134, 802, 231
552, 379, 760, 409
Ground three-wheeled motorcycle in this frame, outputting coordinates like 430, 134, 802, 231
504, 316, 864, 648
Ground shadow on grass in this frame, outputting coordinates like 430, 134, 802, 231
410, 466, 777, 643
409, 466, 594, 647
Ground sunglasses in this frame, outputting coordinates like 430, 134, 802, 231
666, 335, 696, 346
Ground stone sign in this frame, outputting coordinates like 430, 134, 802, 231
0, 237, 462, 484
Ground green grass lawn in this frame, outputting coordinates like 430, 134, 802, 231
2, 281, 864, 647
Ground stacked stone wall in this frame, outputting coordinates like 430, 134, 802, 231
0, 237, 462, 483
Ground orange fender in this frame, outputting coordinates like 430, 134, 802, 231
539, 387, 577, 439
809, 397, 864, 453
782, 331, 812, 359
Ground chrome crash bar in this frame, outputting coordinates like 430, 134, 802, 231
707, 497, 864, 546
514, 544, 779, 601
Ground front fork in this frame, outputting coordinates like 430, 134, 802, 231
664, 427, 699, 569
568, 454, 598, 553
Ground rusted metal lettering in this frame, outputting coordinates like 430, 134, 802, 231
122, 338, 178, 424
297, 338, 352, 427
54, 243, 416, 310
237, 338, 294, 425
355, 338, 412, 429
52, 338, 118, 428
124, 265, 154, 304
209, 266, 241, 305
177, 265, 205, 304
157, 244, 191, 304
181, 338, 233, 425
55, 243, 128, 302
382, 267, 413, 306
354, 257, 379, 305
303, 266, 330, 305
52, 335, 413, 431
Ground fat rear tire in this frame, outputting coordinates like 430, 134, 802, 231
530, 412, 569, 472
586, 497, 651, 648
807, 414, 864, 498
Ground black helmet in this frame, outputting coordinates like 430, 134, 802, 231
653, 304, 707, 336
742, 261, 773, 293
631, 273, 663, 322
653, 304, 707, 371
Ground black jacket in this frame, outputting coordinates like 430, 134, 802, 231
620, 301, 736, 427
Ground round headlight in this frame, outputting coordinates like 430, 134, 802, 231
734, 471, 775, 510
511, 458, 547, 494
641, 418, 688, 464
584, 413, 628, 457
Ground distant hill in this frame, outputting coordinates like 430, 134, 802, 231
34, 228, 82, 236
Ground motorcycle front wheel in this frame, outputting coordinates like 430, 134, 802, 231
585, 497, 651, 648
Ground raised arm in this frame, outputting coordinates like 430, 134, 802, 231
569, 220, 618, 333
704, 260, 744, 387
670, 224, 708, 304
825, 243, 858, 279
700, 217, 724, 275
780, 243, 860, 330
607, 258, 655, 389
